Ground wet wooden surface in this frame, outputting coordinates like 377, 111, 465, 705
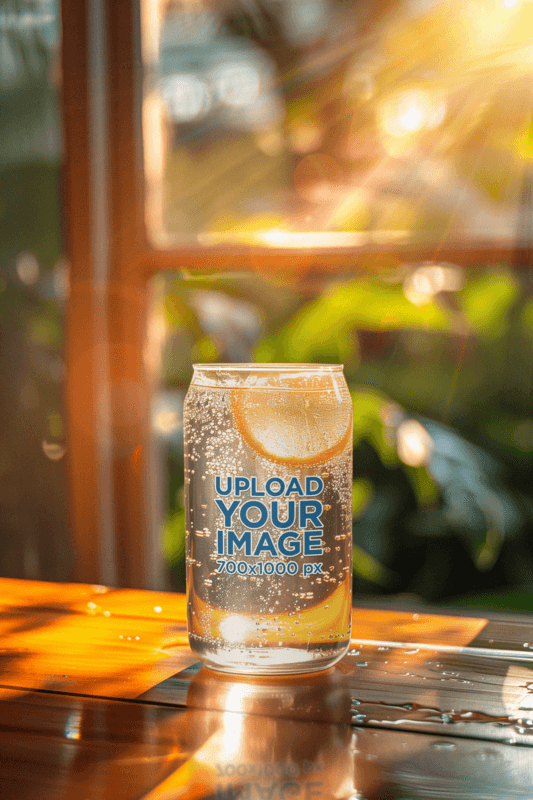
0, 578, 532, 799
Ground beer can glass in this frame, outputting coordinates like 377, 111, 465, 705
184, 364, 353, 674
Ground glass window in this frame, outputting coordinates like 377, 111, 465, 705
142, 0, 533, 251
140, 0, 533, 609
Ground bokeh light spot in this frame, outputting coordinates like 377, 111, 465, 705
16, 252, 39, 285
42, 441, 67, 461
213, 63, 261, 109
403, 265, 464, 305
160, 74, 211, 122
397, 419, 433, 467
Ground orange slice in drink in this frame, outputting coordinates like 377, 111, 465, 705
231, 375, 352, 465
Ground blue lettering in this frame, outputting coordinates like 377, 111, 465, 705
272, 500, 296, 529
253, 531, 277, 557
305, 476, 324, 496
286, 477, 304, 496
240, 500, 268, 529
215, 476, 232, 495
278, 531, 301, 556
304, 530, 324, 556
250, 477, 265, 497
217, 529, 224, 554
215, 498, 240, 527
299, 500, 324, 528
227, 530, 252, 556
266, 478, 285, 496
235, 477, 250, 496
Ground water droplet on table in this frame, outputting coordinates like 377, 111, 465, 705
431, 741, 456, 751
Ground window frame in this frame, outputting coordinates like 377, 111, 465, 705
61, 0, 525, 588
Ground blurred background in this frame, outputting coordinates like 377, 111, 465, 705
2, 0, 533, 610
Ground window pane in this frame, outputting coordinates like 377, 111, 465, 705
0, 0, 69, 579
150, 264, 533, 610
142, 0, 533, 249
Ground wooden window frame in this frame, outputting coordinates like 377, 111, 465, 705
61, 0, 525, 588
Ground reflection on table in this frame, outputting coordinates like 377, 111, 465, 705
0, 578, 532, 799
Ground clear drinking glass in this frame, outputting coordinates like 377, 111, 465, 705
184, 364, 353, 674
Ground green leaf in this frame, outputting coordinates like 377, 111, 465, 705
48, 411, 63, 438
520, 297, 533, 339
253, 278, 451, 364
28, 310, 62, 348
164, 292, 202, 335
351, 388, 398, 467
164, 510, 186, 569
448, 591, 533, 613
254, 337, 278, 362
301, 278, 450, 332
352, 544, 397, 587
460, 271, 518, 338
405, 465, 440, 506
352, 479, 373, 518
193, 335, 220, 363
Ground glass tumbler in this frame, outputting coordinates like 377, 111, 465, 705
184, 363, 353, 674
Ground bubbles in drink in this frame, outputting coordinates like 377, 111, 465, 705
184, 364, 353, 674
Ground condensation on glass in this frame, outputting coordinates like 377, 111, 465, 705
183, 363, 353, 674
141, 0, 532, 251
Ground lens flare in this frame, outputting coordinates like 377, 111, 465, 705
396, 419, 433, 467
378, 89, 446, 139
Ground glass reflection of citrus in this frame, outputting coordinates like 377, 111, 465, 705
231, 378, 352, 465
191, 577, 352, 645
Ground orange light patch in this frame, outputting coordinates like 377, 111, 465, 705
351, 607, 487, 649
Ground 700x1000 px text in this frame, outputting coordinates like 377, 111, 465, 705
214, 559, 324, 577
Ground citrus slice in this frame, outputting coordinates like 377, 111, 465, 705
231, 376, 352, 465
191, 576, 351, 643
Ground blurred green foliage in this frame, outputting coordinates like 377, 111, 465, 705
255, 279, 451, 366
162, 266, 533, 610
0, 1, 69, 580
461, 271, 518, 338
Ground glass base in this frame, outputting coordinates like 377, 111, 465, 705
189, 636, 350, 675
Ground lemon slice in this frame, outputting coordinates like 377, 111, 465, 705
231, 378, 352, 465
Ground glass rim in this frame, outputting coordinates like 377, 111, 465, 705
192, 363, 344, 371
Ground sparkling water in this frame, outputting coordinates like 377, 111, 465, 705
184, 364, 353, 674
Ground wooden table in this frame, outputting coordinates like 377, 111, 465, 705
0, 578, 532, 799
